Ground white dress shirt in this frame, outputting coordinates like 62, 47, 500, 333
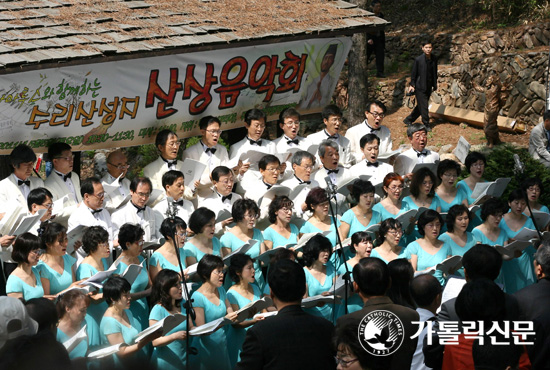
0, 174, 44, 210
345, 119, 393, 162
312, 166, 350, 216
142, 157, 195, 201
201, 191, 242, 236
411, 307, 436, 370
307, 130, 354, 168
44, 171, 82, 227
229, 136, 276, 194
280, 175, 320, 219
101, 173, 131, 214
182, 141, 230, 199
349, 160, 394, 186
393, 148, 440, 176
111, 201, 160, 243
153, 197, 195, 236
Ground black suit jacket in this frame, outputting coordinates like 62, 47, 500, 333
513, 277, 550, 320
235, 304, 335, 370
410, 53, 438, 93
336, 296, 419, 370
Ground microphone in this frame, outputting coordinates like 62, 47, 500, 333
513, 154, 524, 175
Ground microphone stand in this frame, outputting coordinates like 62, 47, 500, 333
514, 156, 544, 243
325, 176, 351, 320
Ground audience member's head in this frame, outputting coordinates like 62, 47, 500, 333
462, 244, 503, 281
455, 278, 506, 323
25, 298, 58, 334
387, 259, 415, 309
334, 323, 389, 370
353, 257, 390, 298
534, 240, 550, 279
268, 259, 306, 304
410, 274, 442, 311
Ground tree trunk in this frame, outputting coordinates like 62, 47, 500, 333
346, 0, 369, 129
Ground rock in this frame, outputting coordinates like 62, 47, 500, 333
523, 33, 534, 48
440, 153, 459, 162
515, 80, 532, 99
532, 100, 546, 115
534, 28, 548, 44
507, 95, 526, 117
518, 100, 532, 116
439, 144, 453, 154
94, 152, 107, 177
494, 33, 505, 48
529, 81, 546, 100
518, 68, 535, 80
514, 55, 528, 69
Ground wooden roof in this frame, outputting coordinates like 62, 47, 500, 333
0, 0, 388, 73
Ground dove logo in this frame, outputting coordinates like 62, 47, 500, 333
357, 310, 405, 356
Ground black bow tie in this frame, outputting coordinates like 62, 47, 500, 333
132, 202, 146, 214
263, 181, 273, 190
286, 138, 299, 145
161, 157, 177, 167
57, 172, 71, 182
326, 168, 339, 174
17, 179, 30, 187
248, 138, 262, 146
369, 127, 381, 132
366, 162, 379, 167
205, 147, 217, 154
173, 200, 184, 207
416, 151, 428, 157
325, 131, 338, 140
221, 194, 232, 202
91, 209, 103, 215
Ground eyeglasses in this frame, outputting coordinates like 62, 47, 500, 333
527, 186, 541, 193
298, 164, 314, 171
166, 141, 181, 148
412, 133, 428, 139
108, 162, 129, 170
97, 243, 110, 249
422, 181, 434, 186
425, 223, 441, 229
284, 120, 300, 127
334, 356, 359, 368
55, 155, 75, 161
177, 231, 187, 238
388, 185, 404, 191
265, 167, 281, 173
244, 213, 258, 220
19, 161, 35, 169
212, 269, 224, 276
442, 172, 457, 179
136, 192, 151, 198
328, 117, 343, 123
41, 203, 53, 209
92, 192, 105, 198
30, 249, 45, 256
279, 207, 293, 213
137, 240, 144, 246
387, 229, 403, 236
368, 111, 385, 118
205, 129, 222, 135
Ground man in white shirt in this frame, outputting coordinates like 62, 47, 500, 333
142, 129, 195, 201
229, 109, 276, 194
312, 140, 349, 215
68, 177, 115, 262
409, 274, 442, 370
153, 170, 194, 236
345, 100, 393, 162
101, 150, 131, 214
307, 104, 353, 168
44, 142, 82, 227
281, 151, 319, 218
394, 124, 440, 179
111, 177, 161, 243
349, 133, 394, 186
27, 187, 54, 236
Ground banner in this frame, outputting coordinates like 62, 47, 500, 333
0, 37, 352, 154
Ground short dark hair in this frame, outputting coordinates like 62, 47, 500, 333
333, 323, 386, 369
270, 248, 297, 264
103, 276, 131, 306
507, 188, 525, 203
322, 104, 342, 121
10, 144, 36, 168
353, 257, 390, 297
377, 218, 402, 244
259, 155, 280, 171
25, 298, 58, 333
302, 235, 332, 267
232, 199, 259, 223
350, 231, 372, 254
417, 209, 443, 237
410, 274, 442, 307
410, 168, 436, 199
367, 100, 386, 114
188, 208, 215, 235
244, 108, 266, 126
407, 123, 427, 138
318, 140, 339, 158
12, 233, 42, 264
199, 115, 221, 130
305, 187, 329, 211
130, 177, 152, 193
48, 142, 72, 161
81, 226, 109, 255
155, 129, 177, 148
41, 222, 67, 251
228, 253, 253, 283
359, 133, 380, 149
56, 290, 87, 320
387, 259, 416, 309
27, 187, 53, 212
197, 254, 224, 282
268, 195, 293, 224
160, 216, 187, 241
161, 170, 184, 190
291, 150, 315, 167
543, 110, 550, 121
118, 223, 145, 250
421, 39, 433, 47
80, 177, 101, 198
446, 204, 471, 232
462, 244, 503, 281
150, 269, 181, 311
455, 278, 505, 322
465, 151, 486, 173
350, 179, 375, 203
278, 107, 300, 124
437, 159, 461, 181
211, 166, 232, 181
480, 198, 507, 221
268, 259, 306, 302
521, 177, 544, 194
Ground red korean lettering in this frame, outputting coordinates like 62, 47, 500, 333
119, 96, 140, 119
277, 51, 308, 93
214, 57, 248, 109
183, 64, 218, 115
145, 69, 183, 119
249, 55, 280, 102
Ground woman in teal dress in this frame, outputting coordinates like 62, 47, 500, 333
221, 199, 267, 290
6, 233, 45, 301
457, 152, 487, 230
76, 226, 111, 326
149, 269, 191, 370
372, 173, 410, 221
191, 255, 238, 370
435, 159, 468, 214
339, 179, 382, 240
226, 254, 266, 368
100, 276, 157, 368
115, 223, 151, 331
409, 210, 451, 285
263, 195, 299, 250
149, 217, 188, 283
336, 231, 373, 314
439, 204, 478, 277
56, 289, 100, 359
300, 187, 342, 246
371, 219, 410, 264
522, 178, 550, 217
303, 234, 336, 321
184, 208, 223, 267
499, 189, 537, 293
37, 222, 79, 296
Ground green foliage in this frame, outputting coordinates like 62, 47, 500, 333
125, 144, 158, 180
